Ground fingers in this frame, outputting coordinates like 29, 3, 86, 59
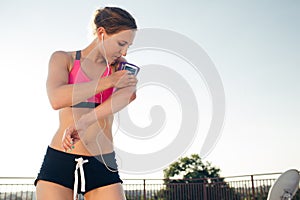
62, 128, 77, 152
62, 131, 72, 151
114, 70, 138, 88
127, 74, 138, 85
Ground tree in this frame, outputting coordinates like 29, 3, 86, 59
163, 154, 222, 182
161, 154, 239, 200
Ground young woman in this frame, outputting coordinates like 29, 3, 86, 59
35, 7, 138, 200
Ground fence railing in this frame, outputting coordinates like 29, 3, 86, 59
1, 173, 299, 200
0, 177, 35, 200
122, 174, 280, 200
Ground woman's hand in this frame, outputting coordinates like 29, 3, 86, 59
109, 70, 138, 89
62, 125, 80, 152
62, 118, 88, 152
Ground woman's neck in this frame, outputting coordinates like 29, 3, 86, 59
81, 39, 106, 64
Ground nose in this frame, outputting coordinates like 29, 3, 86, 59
120, 46, 128, 56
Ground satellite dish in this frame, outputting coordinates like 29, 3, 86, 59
267, 169, 300, 200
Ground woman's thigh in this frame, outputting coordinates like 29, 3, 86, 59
84, 183, 126, 200
36, 180, 73, 200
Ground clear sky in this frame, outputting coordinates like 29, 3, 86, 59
0, 0, 299, 179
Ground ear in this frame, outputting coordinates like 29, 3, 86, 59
96, 27, 106, 40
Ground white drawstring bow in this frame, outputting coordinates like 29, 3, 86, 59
73, 157, 88, 200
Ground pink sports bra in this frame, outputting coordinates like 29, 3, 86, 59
69, 50, 114, 108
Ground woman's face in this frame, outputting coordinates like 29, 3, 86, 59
102, 29, 136, 64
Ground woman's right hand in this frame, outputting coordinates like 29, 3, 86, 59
109, 70, 138, 89
62, 117, 89, 152
62, 124, 80, 152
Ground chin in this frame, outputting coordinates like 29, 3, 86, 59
111, 57, 123, 65
110, 59, 119, 66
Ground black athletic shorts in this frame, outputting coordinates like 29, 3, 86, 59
34, 146, 123, 194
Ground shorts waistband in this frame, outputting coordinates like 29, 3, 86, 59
46, 146, 116, 165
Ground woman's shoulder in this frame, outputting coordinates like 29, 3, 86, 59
49, 51, 76, 70
50, 50, 74, 61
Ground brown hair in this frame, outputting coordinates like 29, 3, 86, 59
93, 7, 137, 35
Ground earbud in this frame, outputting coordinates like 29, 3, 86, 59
101, 33, 104, 41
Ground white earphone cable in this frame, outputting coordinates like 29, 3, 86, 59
100, 33, 110, 104
96, 33, 119, 173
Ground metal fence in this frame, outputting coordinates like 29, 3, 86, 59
123, 173, 300, 200
0, 177, 35, 200
1, 173, 299, 200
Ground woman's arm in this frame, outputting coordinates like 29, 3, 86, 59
46, 51, 132, 110
82, 85, 136, 126
62, 85, 137, 151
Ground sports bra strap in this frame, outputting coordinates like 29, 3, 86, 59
75, 50, 81, 60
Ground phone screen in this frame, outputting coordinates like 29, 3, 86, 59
125, 65, 137, 75
118, 62, 140, 75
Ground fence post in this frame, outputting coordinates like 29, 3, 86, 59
251, 175, 256, 200
143, 179, 146, 200
203, 181, 207, 200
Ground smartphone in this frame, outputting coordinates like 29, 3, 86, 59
118, 62, 140, 76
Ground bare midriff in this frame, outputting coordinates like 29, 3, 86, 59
50, 107, 114, 156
